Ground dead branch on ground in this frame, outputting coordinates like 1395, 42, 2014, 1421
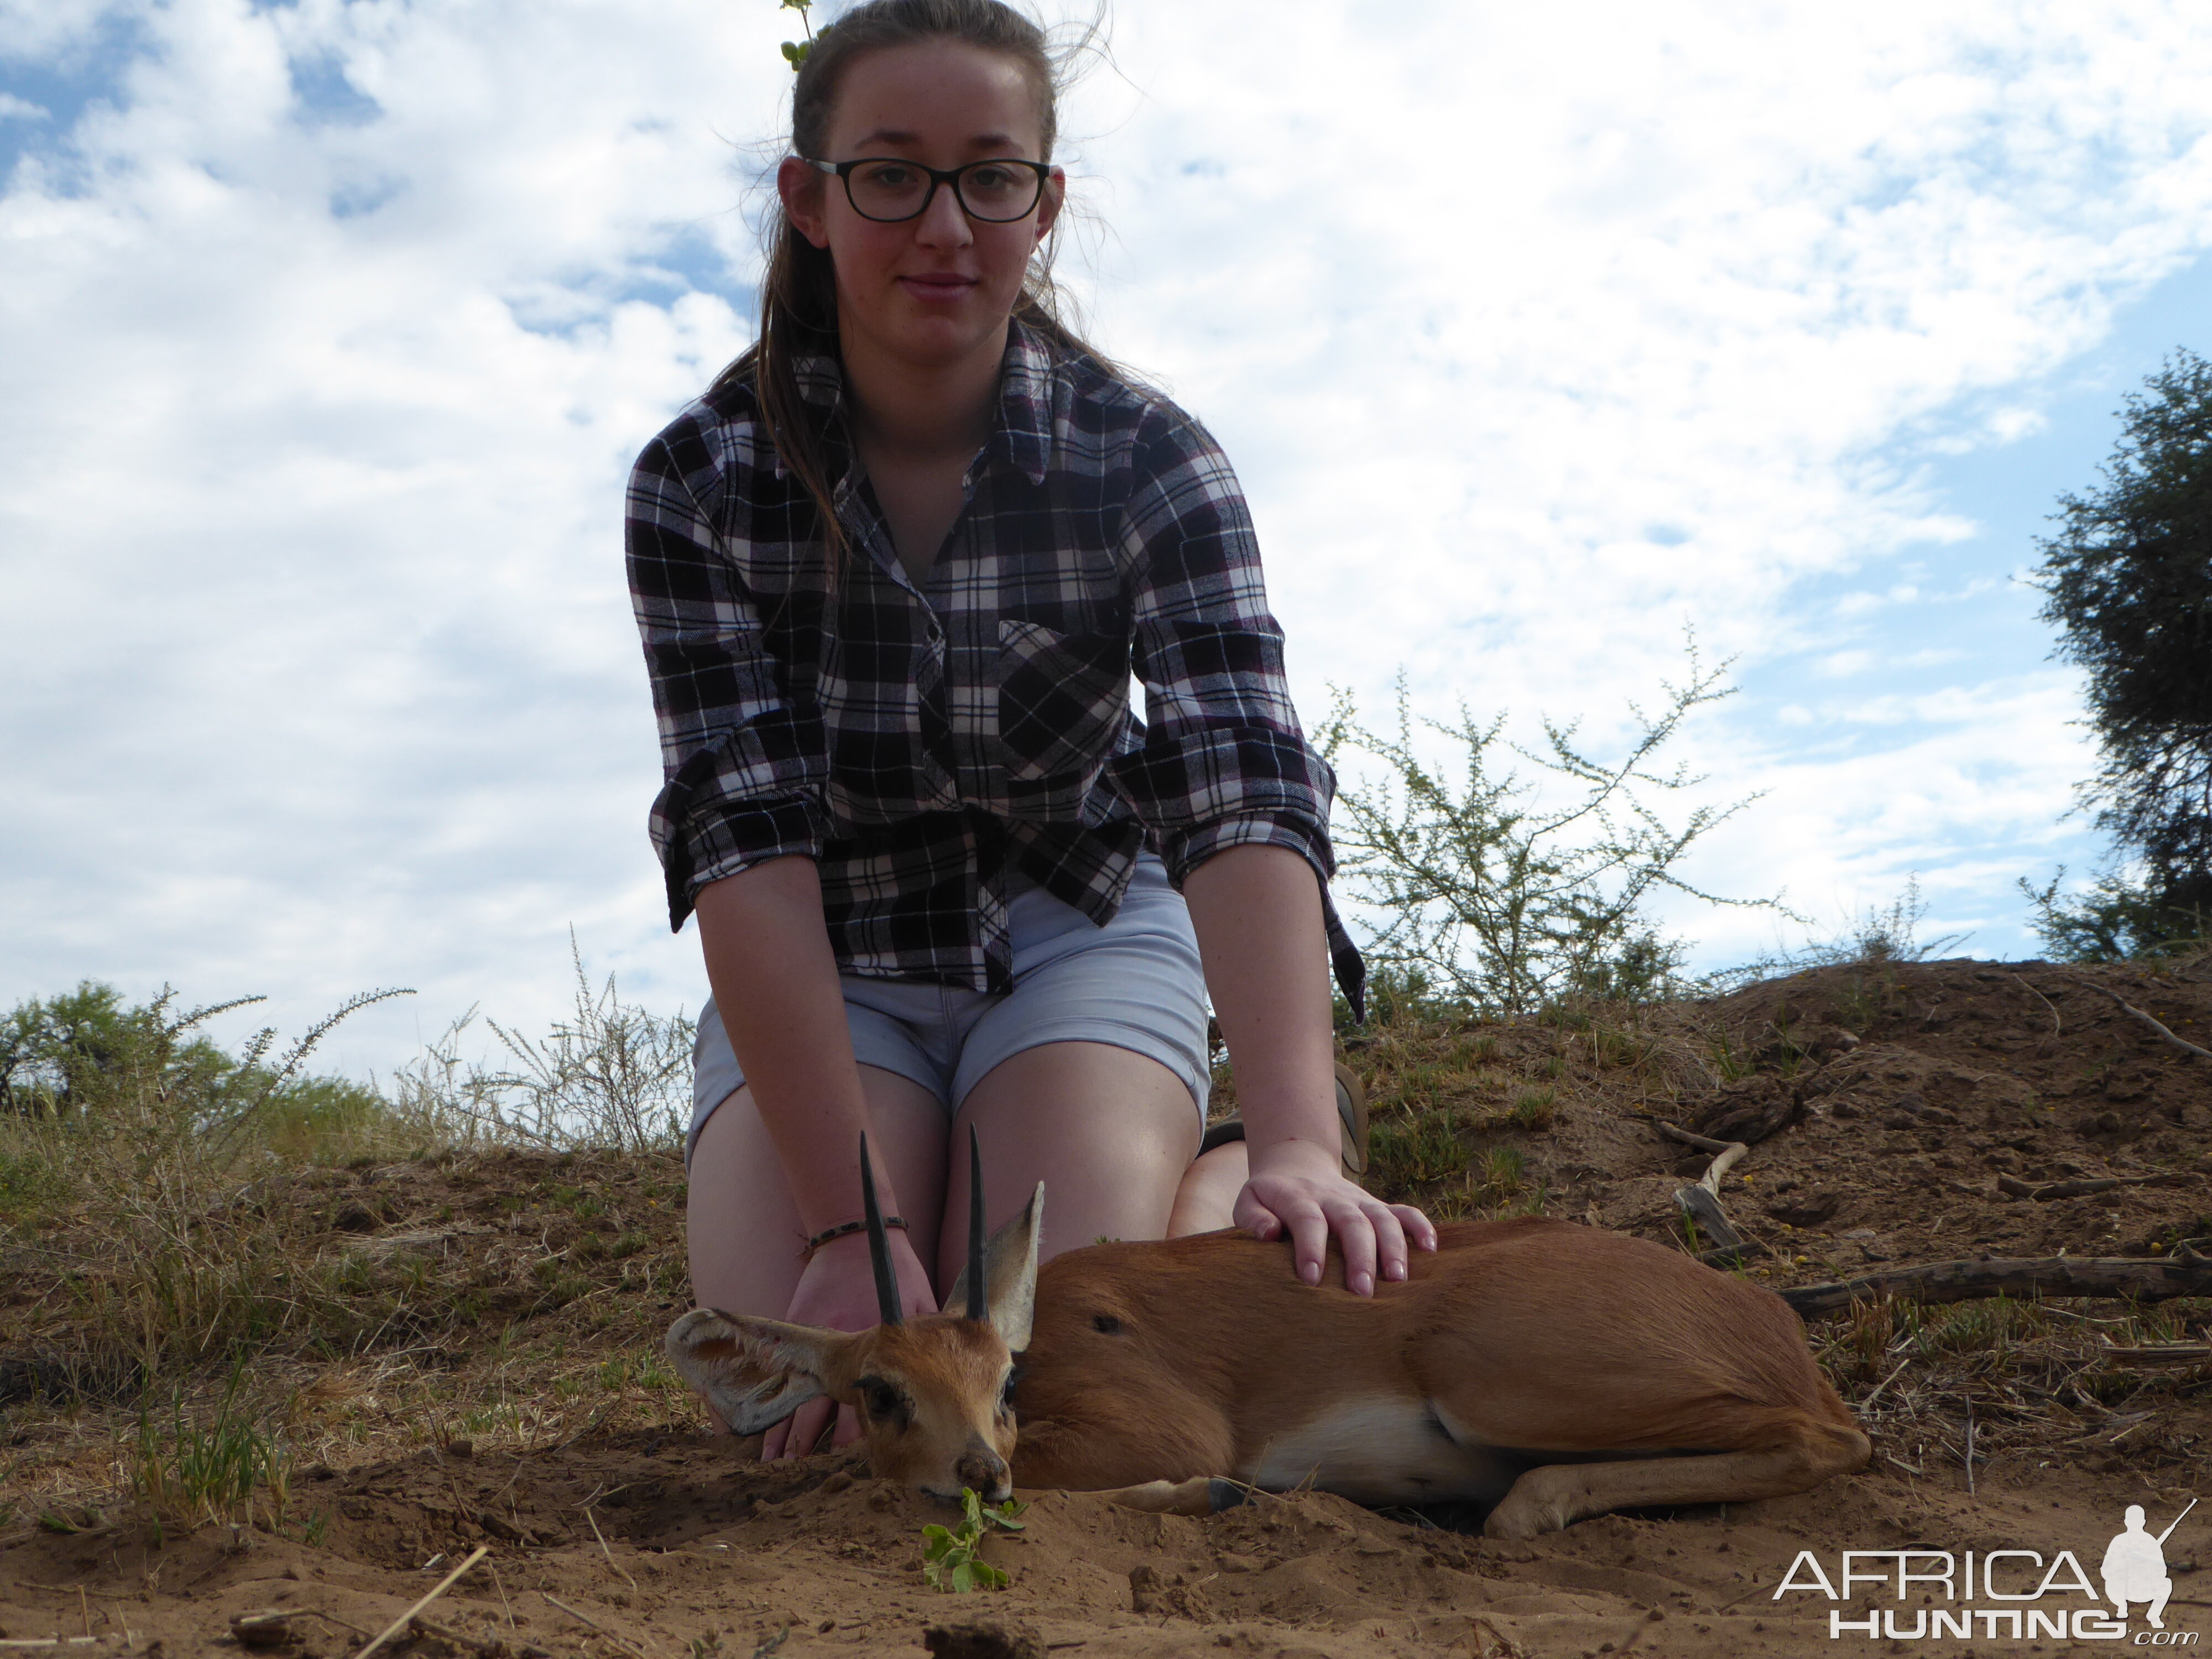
1782, 1249, 2212, 1318
2064, 975, 2212, 1062
1657, 1120, 1759, 1265
1997, 1171, 2200, 1201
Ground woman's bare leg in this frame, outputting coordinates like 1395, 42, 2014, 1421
685, 1063, 948, 1449
1168, 1141, 1247, 1237
942, 1041, 1201, 1279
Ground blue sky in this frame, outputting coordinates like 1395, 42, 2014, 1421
1692, 253, 2212, 958
4, 0, 2210, 1078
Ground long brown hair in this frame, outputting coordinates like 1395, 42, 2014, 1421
716, 0, 1113, 582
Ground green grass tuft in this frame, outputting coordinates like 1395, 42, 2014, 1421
1505, 1087, 1557, 1130
1366, 1114, 1471, 1190
132, 1362, 292, 1528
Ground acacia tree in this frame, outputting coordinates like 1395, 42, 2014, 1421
1320, 645, 1796, 1018
0, 983, 165, 1118
2028, 349, 2212, 958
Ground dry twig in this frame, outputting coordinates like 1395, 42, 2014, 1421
2064, 975, 2212, 1061
2013, 973, 2062, 1038
1658, 1120, 1756, 1264
1859, 1357, 1913, 1413
1997, 1171, 2198, 1201
1657, 1120, 1749, 1192
584, 1505, 640, 1596
353, 1543, 490, 1659
1783, 1250, 2212, 1318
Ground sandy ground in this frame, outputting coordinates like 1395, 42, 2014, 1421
7, 1436, 2206, 1657
5, 956, 2209, 1656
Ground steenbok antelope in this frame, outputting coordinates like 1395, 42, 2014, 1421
667, 1134, 1870, 1536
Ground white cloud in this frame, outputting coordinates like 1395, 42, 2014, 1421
2, 0, 2208, 1073
1669, 670, 2101, 964
1, 0, 771, 1068
1062, 2, 2212, 691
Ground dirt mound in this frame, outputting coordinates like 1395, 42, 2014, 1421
4, 957, 2209, 1656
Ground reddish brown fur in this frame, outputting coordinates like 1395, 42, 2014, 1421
833, 1318, 1021, 1500
672, 1211, 1868, 1530
1011, 1219, 1867, 1501
670, 1310, 1020, 1502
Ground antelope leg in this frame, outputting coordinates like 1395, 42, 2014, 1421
1484, 1423, 1871, 1538
1076, 1477, 1246, 1516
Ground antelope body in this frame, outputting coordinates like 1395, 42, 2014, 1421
667, 1147, 1869, 1537
1011, 1216, 1868, 1536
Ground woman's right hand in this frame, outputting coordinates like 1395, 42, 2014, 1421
760, 1224, 941, 1461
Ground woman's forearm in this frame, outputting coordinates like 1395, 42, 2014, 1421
1179, 843, 1341, 1164
693, 856, 897, 1233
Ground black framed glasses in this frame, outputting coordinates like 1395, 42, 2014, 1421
805, 156, 1051, 223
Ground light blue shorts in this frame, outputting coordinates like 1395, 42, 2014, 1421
687, 853, 1211, 1163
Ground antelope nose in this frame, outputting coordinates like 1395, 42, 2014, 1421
954, 1442, 1010, 1502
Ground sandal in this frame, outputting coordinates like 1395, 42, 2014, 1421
1198, 1060, 1370, 1182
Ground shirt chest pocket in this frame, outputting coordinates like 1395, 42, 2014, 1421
992, 619, 1130, 785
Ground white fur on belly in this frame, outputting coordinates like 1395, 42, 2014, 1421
1243, 1396, 1522, 1507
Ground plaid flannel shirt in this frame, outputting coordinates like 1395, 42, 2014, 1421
627, 321, 1363, 1014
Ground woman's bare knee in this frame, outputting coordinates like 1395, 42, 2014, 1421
1169, 1141, 1246, 1237
947, 1042, 1201, 1276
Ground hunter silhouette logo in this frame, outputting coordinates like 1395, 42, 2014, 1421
1774, 1496, 2201, 1642
2104, 1500, 2194, 1631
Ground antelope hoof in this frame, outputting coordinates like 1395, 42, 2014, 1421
1481, 1491, 1569, 1539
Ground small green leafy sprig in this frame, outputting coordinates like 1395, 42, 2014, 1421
778, 0, 818, 71
921, 1488, 1027, 1592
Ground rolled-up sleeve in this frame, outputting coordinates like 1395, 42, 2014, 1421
1107, 416, 1365, 1011
627, 430, 828, 930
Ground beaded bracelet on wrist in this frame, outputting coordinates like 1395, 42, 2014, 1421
801, 1215, 907, 1260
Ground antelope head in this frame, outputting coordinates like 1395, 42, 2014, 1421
665, 1131, 1042, 1504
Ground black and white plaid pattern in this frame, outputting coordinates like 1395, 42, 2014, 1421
626, 322, 1363, 1013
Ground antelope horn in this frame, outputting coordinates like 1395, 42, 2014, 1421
859, 1134, 900, 1326
964, 1125, 988, 1323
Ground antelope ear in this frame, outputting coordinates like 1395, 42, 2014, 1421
664, 1308, 849, 1434
986, 1181, 1044, 1351
942, 1182, 1045, 1349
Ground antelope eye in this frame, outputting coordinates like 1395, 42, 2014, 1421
1092, 1314, 1123, 1335
857, 1376, 907, 1422
999, 1364, 1023, 1412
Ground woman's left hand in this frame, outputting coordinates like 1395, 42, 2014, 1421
1234, 1136, 1436, 1296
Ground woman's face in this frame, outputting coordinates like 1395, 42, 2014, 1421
780, 40, 1063, 378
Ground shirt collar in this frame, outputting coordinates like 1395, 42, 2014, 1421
782, 320, 1056, 487
989, 319, 1055, 485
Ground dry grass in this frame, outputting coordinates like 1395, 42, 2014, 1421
1814, 1290, 2212, 1484
2, 1141, 705, 1526
0, 971, 700, 1530
1352, 992, 1728, 1219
